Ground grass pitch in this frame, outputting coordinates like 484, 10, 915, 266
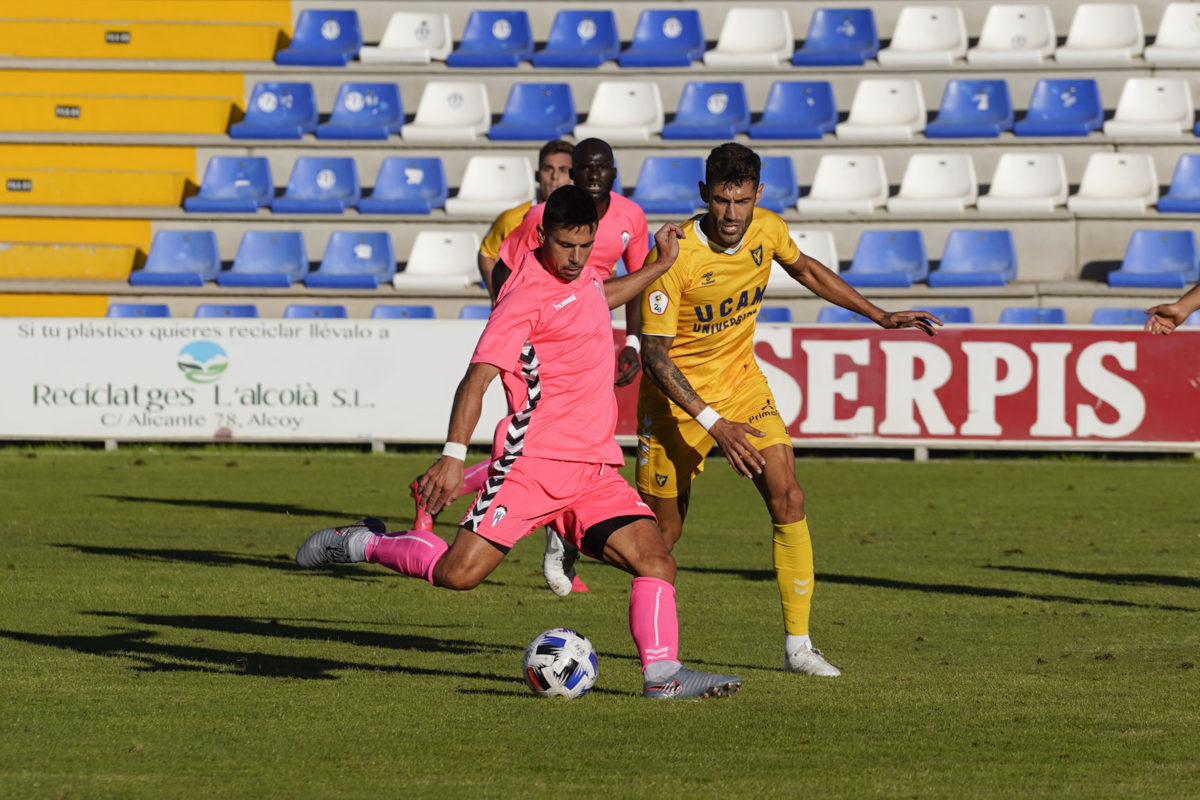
1, 448, 1197, 799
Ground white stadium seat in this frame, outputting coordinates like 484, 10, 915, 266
1103, 78, 1194, 137
400, 81, 490, 142
443, 156, 535, 217
836, 79, 926, 141
703, 8, 794, 68
877, 5, 968, 67
1067, 153, 1159, 215
1054, 3, 1144, 65
1145, 3, 1200, 67
393, 230, 481, 289
573, 81, 664, 143
360, 12, 452, 64
977, 153, 1069, 214
967, 4, 1056, 66
797, 154, 888, 215
887, 154, 978, 214
767, 229, 839, 296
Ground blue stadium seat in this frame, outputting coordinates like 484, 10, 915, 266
275, 9, 362, 66
662, 82, 751, 140
758, 306, 793, 322
619, 9, 704, 67
758, 156, 799, 214
925, 79, 1014, 138
306, 232, 396, 289
195, 304, 259, 318
271, 157, 360, 214
488, 83, 576, 140
130, 230, 220, 287
184, 157, 273, 213
748, 81, 837, 140
533, 10, 620, 67
928, 230, 1018, 288
371, 304, 435, 319
1014, 79, 1103, 137
446, 11, 533, 68
630, 157, 705, 215
1156, 155, 1200, 213
1108, 230, 1200, 289
107, 303, 170, 318
1090, 308, 1150, 325
842, 230, 929, 288
792, 8, 879, 66
915, 306, 974, 323
998, 307, 1066, 325
219, 231, 308, 288
817, 307, 873, 323
358, 157, 447, 215
283, 304, 348, 319
229, 82, 318, 139
316, 83, 403, 140
458, 305, 492, 319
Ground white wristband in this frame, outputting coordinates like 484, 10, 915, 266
441, 442, 468, 461
695, 406, 721, 432
624, 334, 640, 352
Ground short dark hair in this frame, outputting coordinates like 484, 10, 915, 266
572, 137, 614, 166
542, 185, 598, 234
539, 139, 574, 166
705, 142, 760, 188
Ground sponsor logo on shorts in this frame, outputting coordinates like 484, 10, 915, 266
748, 398, 780, 424
654, 473, 668, 487
648, 291, 669, 315
492, 505, 507, 526
751, 245, 763, 266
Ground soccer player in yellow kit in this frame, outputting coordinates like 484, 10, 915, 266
637, 143, 941, 676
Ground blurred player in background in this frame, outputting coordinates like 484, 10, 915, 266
1145, 284, 1200, 334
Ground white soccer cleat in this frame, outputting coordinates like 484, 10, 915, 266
542, 530, 580, 597
785, 641, 842, 677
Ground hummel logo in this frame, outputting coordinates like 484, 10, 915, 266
553, 294, 577, 310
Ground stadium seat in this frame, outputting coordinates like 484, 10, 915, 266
977, 153, 1069, 214
967, 4, 1057, 65
184, 156, 273, 213
130, 230, 220, 287
758, 157, 799, 214
446, 10, 533, 68
1055, 3, 1144, 65
306, 231, 396, 289
358, 157, 447, 215
488, 83, 576, 141
841, 230, 929, 288
574, 81, 664, 143
359, 12, 452, 64
630, 157, 705, 215
219, 231, 308, 287
394, 230, 481, 288
275, 9, 361, 66
316, 83, 403, 140
928, 229, 1018, 287
400, 81, 490, 142
107, 303, 170, 317
444, 156, 535, 217
836, 79, 926, 141
1103, 78, 1194, 137
887, 154, 978, 214
758, 307, 793, 323
458, 305, 492, 319
371, 304, 435, 319
769, 228, 838, 293
229, 82, 318, 139
817, 307, 872, 323
797, 154, 888, 215
877, 5, 968, 66
1013, 79, 1103, 137
791, 8, 879, 66
533, 10, 620, 68
619, 9, 704, 67
195, 304, 258, 318
662, 82, 751, 140
998, 307, 1066, 325
914, 306, 974, 323
1067, 154, 1158, 214
283, 304, 348, 319
925, 79, 1014, 138
1157, 155, 1200, 214
1107, 230, 1199, 289
748, 81, 837, 140
271, 157, 360, 214
703, 8, 794, 68
1089, 307, 1150, 325
1145, 3, 1200, 66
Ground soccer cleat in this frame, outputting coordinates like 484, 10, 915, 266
785, 641, 842, 677
410, 479, 434, 532
542, 530, 586, 597
643, 665, 742, 699
295, 518, 385, 568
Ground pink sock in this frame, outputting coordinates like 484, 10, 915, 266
365, 530, 448, 585
629, 576, 679, 671
459, 459, 492, 497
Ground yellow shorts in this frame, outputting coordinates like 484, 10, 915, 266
635, 371, 792, 498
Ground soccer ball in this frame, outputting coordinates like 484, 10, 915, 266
522, 628, 598, 698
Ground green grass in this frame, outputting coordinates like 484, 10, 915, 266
1, 448, 1198, 799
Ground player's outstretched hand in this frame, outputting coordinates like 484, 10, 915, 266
709, 418, 767, 479
651, 222, 686, 268
416, 457, 465, 517
1144, 304, 1185, 335
615, 346, 641, 386
878, 310, 943, 337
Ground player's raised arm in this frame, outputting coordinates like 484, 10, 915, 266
418, 361, 501, 515
602, 223, 685, 310
1146, 283, 1200, 334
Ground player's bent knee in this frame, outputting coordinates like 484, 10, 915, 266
768, 484, 806, 523
433, 563, 486, 591
631, 550, 676, 583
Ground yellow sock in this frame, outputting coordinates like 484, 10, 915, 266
773, 518, 814, 636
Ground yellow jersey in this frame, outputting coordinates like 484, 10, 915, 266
639, 209, 799, 410
479, 199, 534, 259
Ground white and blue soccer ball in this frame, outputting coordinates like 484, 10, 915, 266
522, 628, 598, 698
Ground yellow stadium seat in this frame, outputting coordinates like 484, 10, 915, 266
0, 242, 138, 280
1, 1, 290, 23
0, 293, 110, 317
0, 146, 195, 206
0, 21, 285, 61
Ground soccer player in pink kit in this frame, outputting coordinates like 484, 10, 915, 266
296, 186, 741, 699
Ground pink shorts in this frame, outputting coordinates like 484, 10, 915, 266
460, 455, 655, 556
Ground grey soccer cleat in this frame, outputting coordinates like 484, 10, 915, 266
542, 529, 583, 597
785, 641, 842, 677
643, 665, 743, 699
295, 518, 385, 568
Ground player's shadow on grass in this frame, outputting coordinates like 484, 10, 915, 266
53, 543, 381, 582
96, 493, 382, 521
982, 565, 1200, 590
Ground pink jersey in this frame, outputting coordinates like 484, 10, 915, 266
470, 247, 623, 466
497, 192, 650, 278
